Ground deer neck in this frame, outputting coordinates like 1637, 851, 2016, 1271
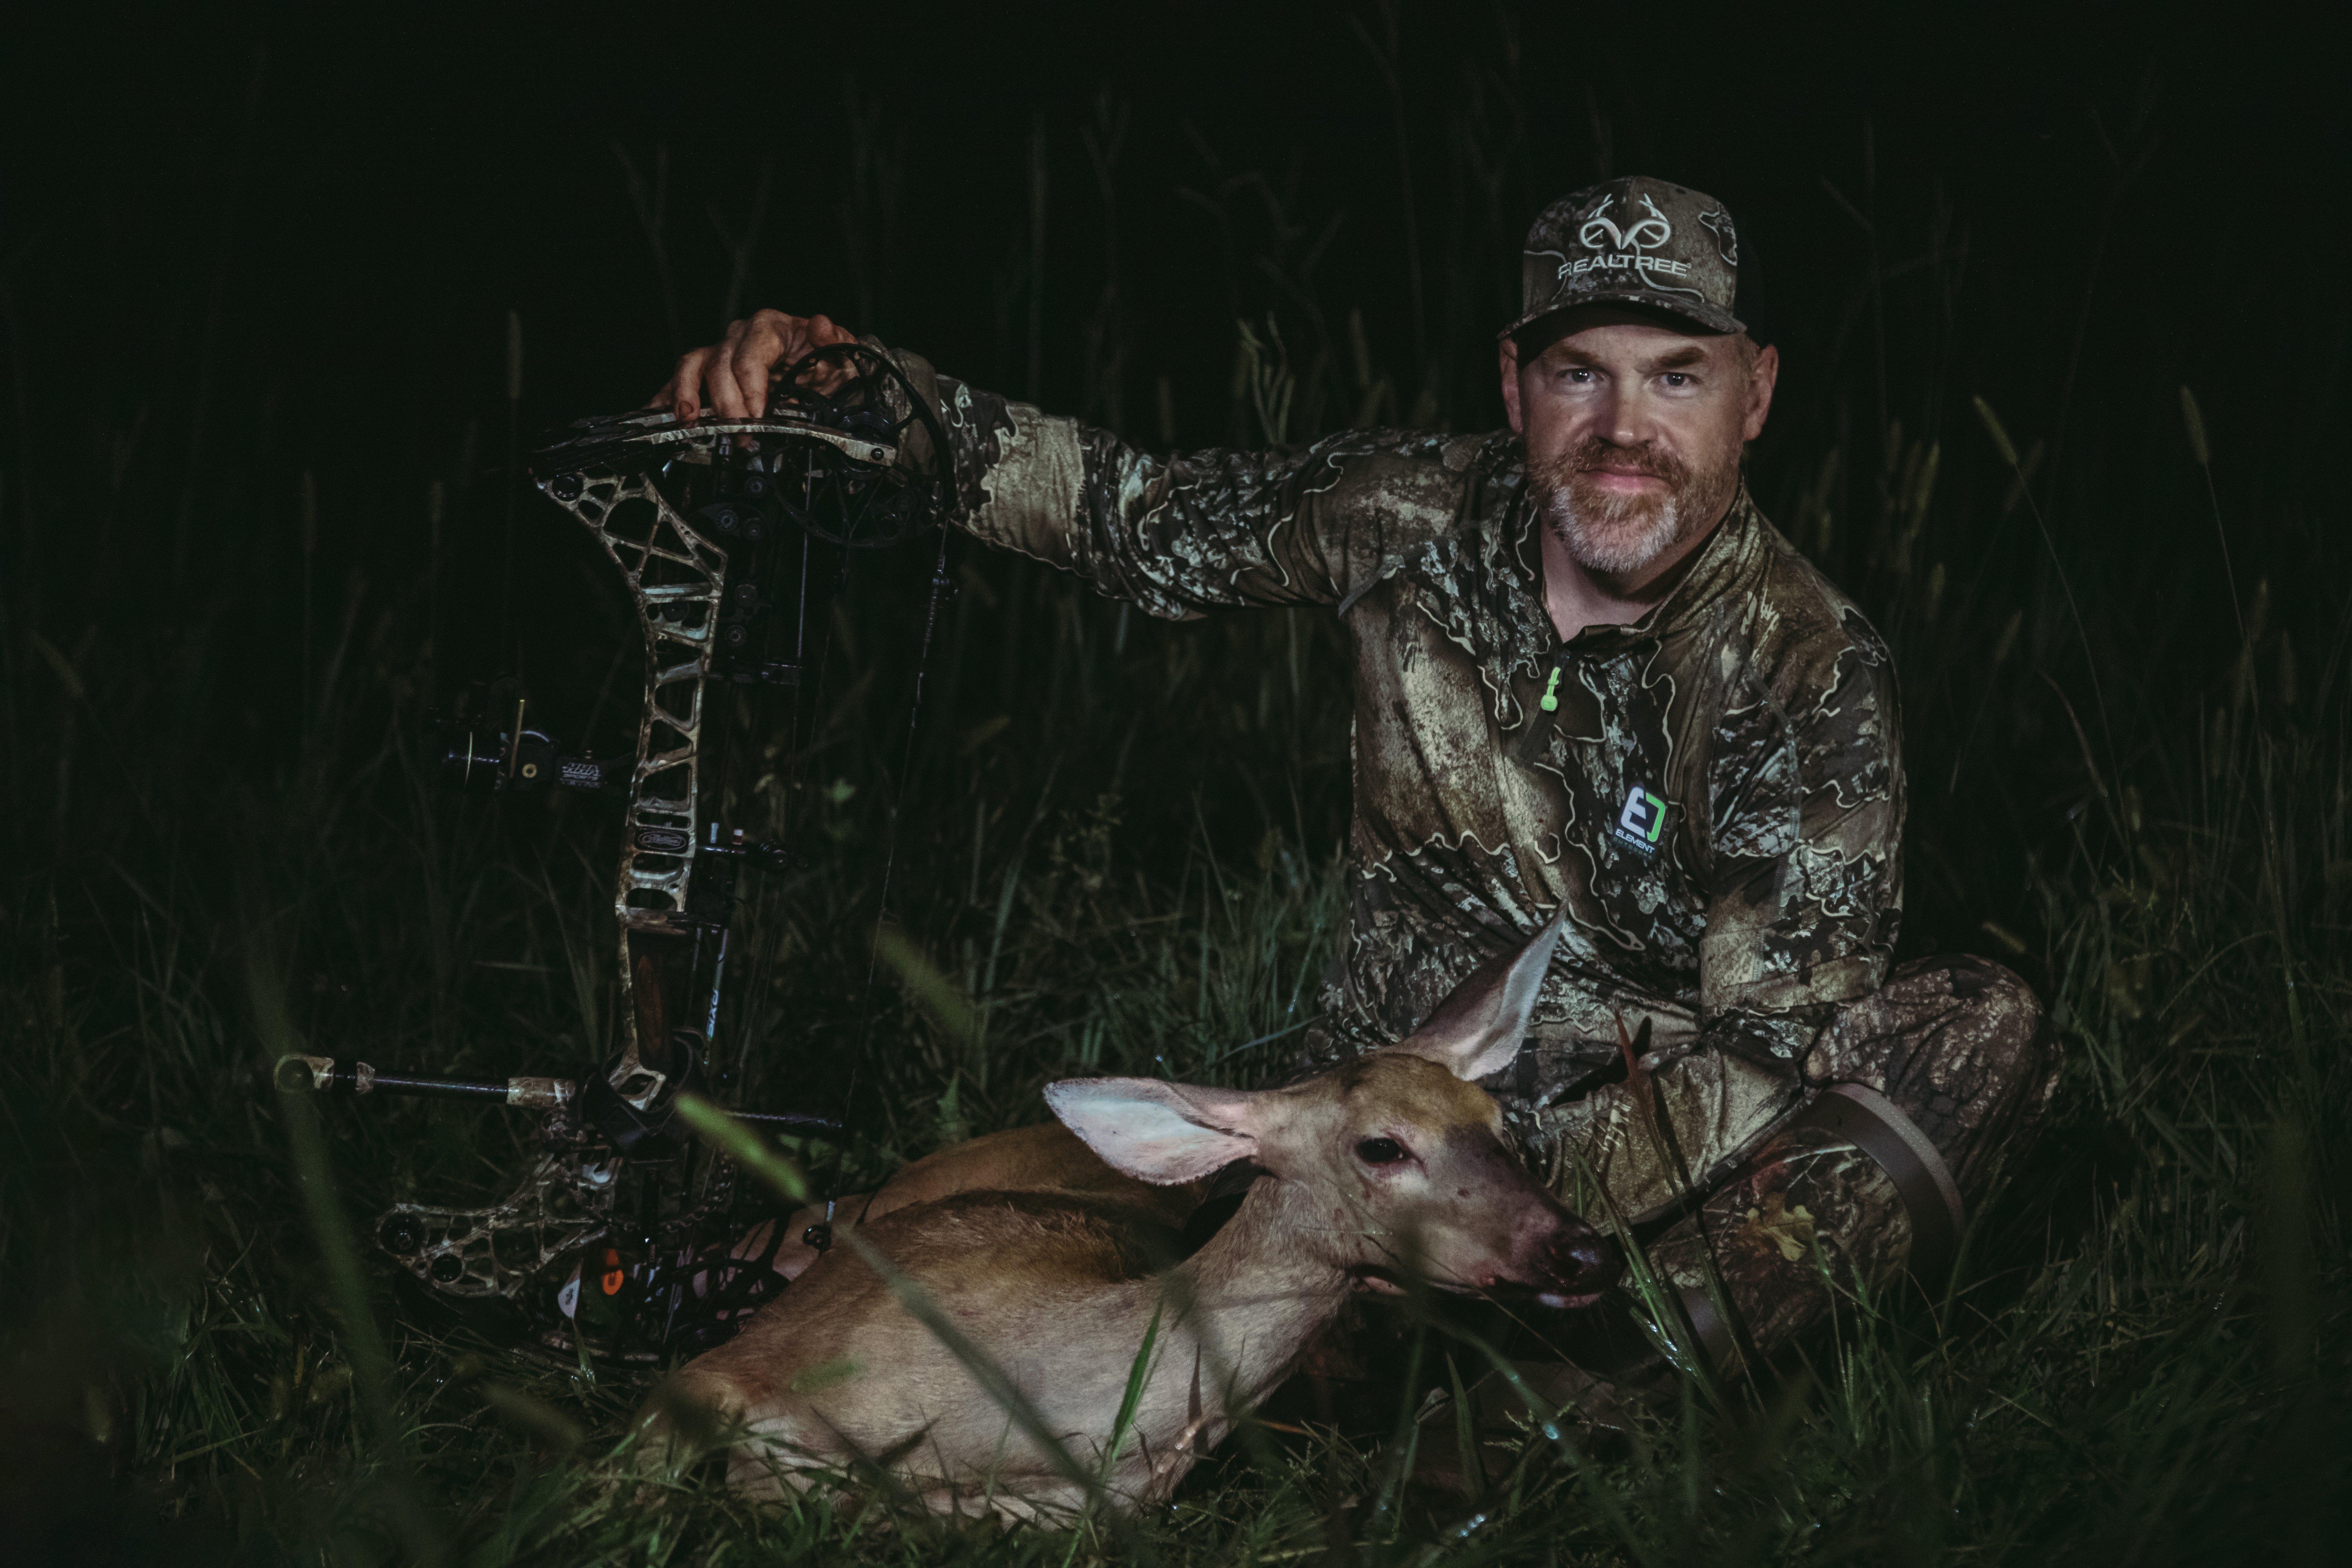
1165, 1173, 1358, 1404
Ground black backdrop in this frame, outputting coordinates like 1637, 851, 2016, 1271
3, 0, 2345, 868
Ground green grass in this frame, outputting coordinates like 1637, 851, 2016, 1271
5, 48, 2349, 1566
6, 406, 2346, 1560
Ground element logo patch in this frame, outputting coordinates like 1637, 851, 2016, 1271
1612, 784, 1668, 857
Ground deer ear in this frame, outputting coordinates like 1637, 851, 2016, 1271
1384, 905, 1568, 1083
1044, 1078, 1260, 1185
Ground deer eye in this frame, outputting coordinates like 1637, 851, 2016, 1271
1355, 1136, 1407, 1166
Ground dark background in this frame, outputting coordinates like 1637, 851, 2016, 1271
6, 1, 2341, 713
0, 0, 2343, 1074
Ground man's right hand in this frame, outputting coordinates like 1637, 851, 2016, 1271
651, 309, 861, 420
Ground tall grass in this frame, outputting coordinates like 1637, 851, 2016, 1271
2, 23, 2346, 1566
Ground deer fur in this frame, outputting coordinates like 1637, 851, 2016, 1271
638, 909, 1612, 1518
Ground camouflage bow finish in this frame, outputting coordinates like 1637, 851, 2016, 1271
278, 345, 951, 1363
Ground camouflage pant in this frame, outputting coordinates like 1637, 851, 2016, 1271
1523, 954, 2061, 1363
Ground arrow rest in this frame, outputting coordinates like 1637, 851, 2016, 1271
278, 342, 953, 1368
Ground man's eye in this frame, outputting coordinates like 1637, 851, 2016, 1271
1662, 372, 1692, 388
1356, 1136, 1407, 1166
1562, 367, 1595, 383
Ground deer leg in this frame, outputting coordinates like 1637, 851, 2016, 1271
634, 1363, 756, 1470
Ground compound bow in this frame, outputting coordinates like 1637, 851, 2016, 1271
276, 343, 952, 1365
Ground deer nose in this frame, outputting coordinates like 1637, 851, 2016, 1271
1571, 1229, 1622, 1292
1536, 1224, 1622, 1297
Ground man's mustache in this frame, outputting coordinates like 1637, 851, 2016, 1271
1529, 438, 1690, 495
1568, 438, 1687, 485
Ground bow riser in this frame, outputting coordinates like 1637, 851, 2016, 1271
274, 344, 951, 1368
544, 465, 734, 1113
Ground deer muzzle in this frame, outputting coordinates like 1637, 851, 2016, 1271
1508, 1191, 1623, 1308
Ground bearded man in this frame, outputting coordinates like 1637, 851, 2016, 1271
658, 177, 2060, 1406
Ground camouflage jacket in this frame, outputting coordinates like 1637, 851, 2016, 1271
894, 353, 1905, 1113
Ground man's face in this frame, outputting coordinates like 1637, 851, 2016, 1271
1501, 308, 1778, 580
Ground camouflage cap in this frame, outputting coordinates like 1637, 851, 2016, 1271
1504, 175, 1745, 340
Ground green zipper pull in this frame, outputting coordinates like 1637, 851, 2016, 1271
1539, 667, 1562, 713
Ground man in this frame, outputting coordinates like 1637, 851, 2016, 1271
659, 177, 2059, 1385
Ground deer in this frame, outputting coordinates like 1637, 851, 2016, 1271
636, 909, 1617, 1519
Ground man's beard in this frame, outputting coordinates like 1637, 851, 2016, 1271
1529, 435, 1740, 576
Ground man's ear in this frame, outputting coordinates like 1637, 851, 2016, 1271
1384, 905, 1569, 1082
1043, 1079, 1261, 1185
1499, 337, 1525, 434
1742, 341, 1779, 442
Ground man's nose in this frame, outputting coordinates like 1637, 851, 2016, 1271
1597, 386, 1649, 451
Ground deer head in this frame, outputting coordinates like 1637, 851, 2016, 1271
1045, 909, 1619, 1307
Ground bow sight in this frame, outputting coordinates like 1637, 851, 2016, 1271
438, 677, 632, 797
275, 343, 953, 1365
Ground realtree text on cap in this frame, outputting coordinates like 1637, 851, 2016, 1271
1505, 175, 1745, 340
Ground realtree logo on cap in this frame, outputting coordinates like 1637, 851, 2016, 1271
1505, 175, 1746, 340
1556, 194, 1694, 283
